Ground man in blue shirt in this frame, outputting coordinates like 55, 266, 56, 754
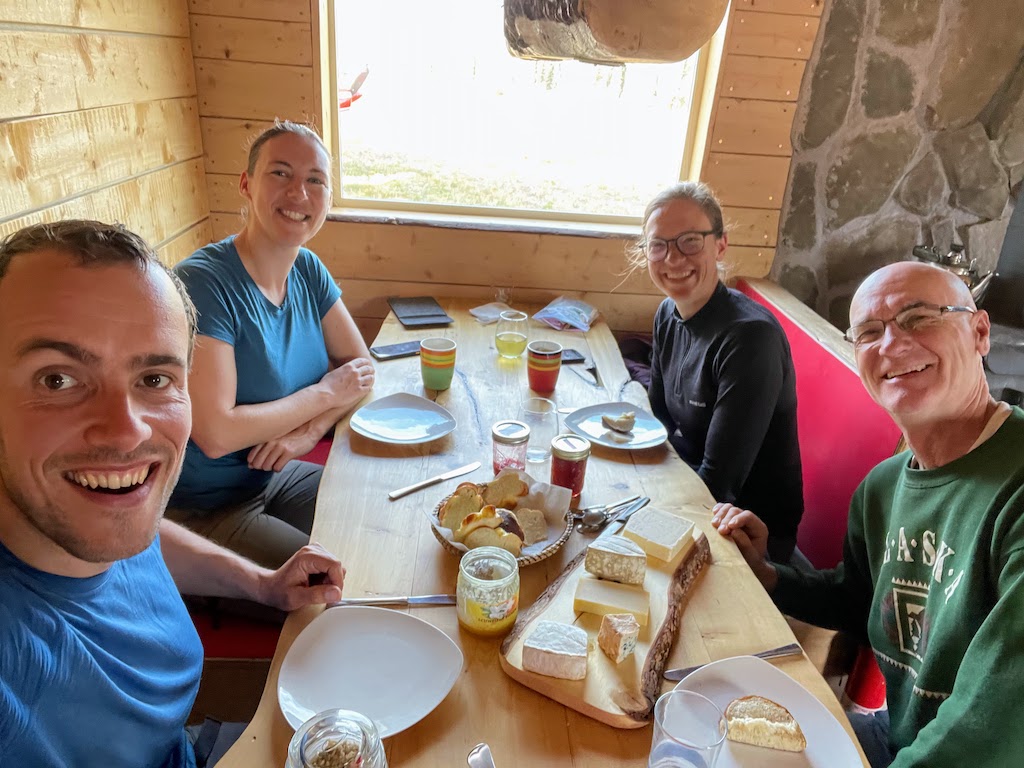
0, 220, 348, 768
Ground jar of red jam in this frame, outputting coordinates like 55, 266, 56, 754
550, 434, 591, 503
491, 420, 530, 475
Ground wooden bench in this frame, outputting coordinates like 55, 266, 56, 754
738, 278, 902, 708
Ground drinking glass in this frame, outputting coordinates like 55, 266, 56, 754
647, 690, 727, 768
518, 397, 559, 463
526, 340, 562, 394
495, 310, 529, 358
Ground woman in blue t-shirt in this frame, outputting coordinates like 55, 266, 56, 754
631, 182, 804, 562
169, 121, 375, 568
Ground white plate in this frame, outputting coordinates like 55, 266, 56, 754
350, 392, 456, 444
278, 606, 463, 736
674, 656, 862, 767
564, 402, 668, 450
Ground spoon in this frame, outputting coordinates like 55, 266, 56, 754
467, 742, 497, 768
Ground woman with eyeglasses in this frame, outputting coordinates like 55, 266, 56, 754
631, 182, 803, 563
168, 120, 375, 569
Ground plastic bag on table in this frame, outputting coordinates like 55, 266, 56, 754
533, 297, 599, 332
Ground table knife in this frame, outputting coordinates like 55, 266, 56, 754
388, 461, 481, 500
662, 642, 803, 681
328, 594, 457, 608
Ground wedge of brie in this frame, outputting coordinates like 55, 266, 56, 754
522, 621, 589, 680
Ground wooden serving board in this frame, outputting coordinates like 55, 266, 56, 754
499, 522, 712, 728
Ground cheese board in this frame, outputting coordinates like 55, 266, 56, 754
499, 506, 712, 728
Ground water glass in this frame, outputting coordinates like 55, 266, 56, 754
495, 310, 529, 358
518, 397, 559, 462
648, 690, 727, 768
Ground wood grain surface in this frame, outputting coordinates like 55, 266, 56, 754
215, 300, 867, 767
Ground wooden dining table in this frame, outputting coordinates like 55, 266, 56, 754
217, 298, 868, 767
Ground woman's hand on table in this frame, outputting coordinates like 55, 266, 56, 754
322, 357, 375, 409
257, 543, 347, 611
711, 503, 779, 593
248, 420, 323, 471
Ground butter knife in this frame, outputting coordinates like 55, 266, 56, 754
388, 461, 481, 500
662, 642, 803, 681
328, 594, 456, 608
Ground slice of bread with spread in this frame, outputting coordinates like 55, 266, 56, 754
724, 695, 806, 752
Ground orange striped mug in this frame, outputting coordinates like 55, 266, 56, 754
420, 337, 457, 390
527, 340, 562, 395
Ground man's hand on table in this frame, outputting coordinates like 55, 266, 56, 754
257, 543, 347, 611
711, 503, 779, 593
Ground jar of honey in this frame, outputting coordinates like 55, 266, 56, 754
491, 420, 530, 475
456, 546, 520, 637
550, 434, 591, 503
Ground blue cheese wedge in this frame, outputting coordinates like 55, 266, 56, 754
574, 575, 650, 626
622, 506, 695, 562
522, 620, 589, 680
598, 613, 640, 663
585, 535, 647, 585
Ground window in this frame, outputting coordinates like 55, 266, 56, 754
329, 0, 713, 223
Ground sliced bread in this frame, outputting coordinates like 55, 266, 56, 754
724, 695, 806, 752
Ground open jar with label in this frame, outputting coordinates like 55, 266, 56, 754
550, 434, 591, 504
286, 709, 388, 768
491, 419, 530, 475
456, 546, 520, 637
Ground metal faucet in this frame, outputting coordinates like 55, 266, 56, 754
912, 243, 997, 304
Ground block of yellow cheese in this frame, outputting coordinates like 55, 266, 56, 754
622, 506, 695, 562
573, 574, 649, 626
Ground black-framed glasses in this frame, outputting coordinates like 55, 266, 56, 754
844, 303, 976, 346
642, 230, 719, 262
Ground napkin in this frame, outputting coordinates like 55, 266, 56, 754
429, 468, 572, 556
534, 297, 599, 332
469, 301, 513, 325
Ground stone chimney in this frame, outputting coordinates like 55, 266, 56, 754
772, 0, 1024, 328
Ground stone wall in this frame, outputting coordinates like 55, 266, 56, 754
772, 0, 1024, 328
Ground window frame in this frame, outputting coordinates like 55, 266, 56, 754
319, 0, 725, 230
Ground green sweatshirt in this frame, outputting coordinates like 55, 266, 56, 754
774, 407, 1024, 767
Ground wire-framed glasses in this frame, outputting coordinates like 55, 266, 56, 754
844, 303, 976, 346
642, 230, 719, 262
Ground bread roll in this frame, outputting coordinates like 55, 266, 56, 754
724, 695, 806, 752
462, 526, 523, 556
439, 483, 484, 530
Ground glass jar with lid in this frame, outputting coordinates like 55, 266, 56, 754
491, 419, 530, 475
286, 709, 388, 768
456, 545, 520, 637
550, 434, 591, 504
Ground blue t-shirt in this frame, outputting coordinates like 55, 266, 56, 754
0, 536, 203, 768
171, 237, 342, 510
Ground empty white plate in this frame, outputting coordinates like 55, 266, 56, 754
564, 402, 667, 450
674, 655, 862, 767
278, 606, 464, 736
349, 392, 457, 444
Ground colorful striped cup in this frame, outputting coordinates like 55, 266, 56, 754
527, 340, 562, 395
420, 337, 457, 390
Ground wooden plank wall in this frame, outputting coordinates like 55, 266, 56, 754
701, 0, 823, 267
190, 0, 821, 339
0, 1, 211, 267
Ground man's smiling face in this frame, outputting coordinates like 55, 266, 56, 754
0, 249, 192, 571
850, 262, 991, 425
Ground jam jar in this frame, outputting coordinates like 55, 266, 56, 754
456, 546, 520, 637
286, 709, 387, 768
550, 434, 591, 504
491, 419, 530, 475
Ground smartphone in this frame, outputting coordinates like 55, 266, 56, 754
369, 340, 422, 361
561, 348, 587, 364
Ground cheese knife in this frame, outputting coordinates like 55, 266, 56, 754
388, 461, 481, 500
662, 642, 803, 681
328, 594, 457, 608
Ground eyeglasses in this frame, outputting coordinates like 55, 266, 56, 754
844, 303, 976, 346
642, 230, 719, 262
